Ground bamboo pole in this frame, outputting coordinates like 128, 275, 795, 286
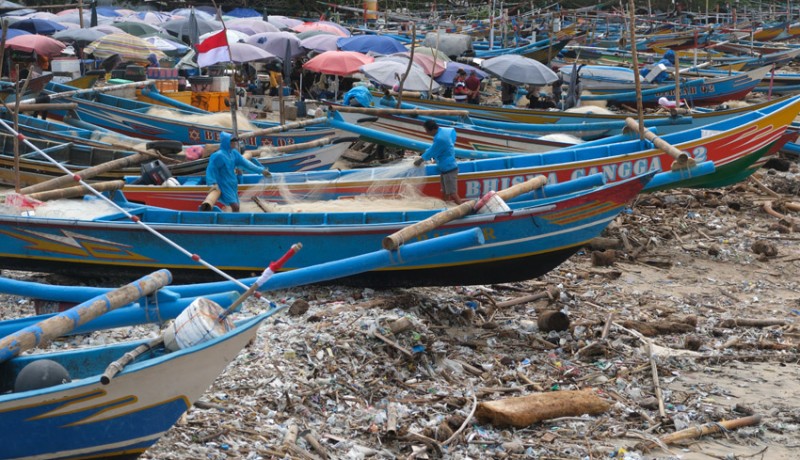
627, 0, 645, 141
8, 103, 78, 112
635, 415, 762, 452
200, 187, 221, 211
20, 151, 156, 195
396, 22, 416, 108
236, 117, 328, 139
19, 80, 156, 104
245, 136, 335, 159
0, 270, 172, 364
624, 117, 696, 170
382, 175, 548, 250
26, 180, 125, 201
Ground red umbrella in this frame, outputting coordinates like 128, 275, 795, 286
392, 52, 447, 77
293, 21, 349, 37
5, 35, 66, 57
302, 50, 374, 76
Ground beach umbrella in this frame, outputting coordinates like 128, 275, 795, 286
162, 17, 221, 42
293, 21, 349, 37
227, 42, 277, 63
56, 11, 111, 25
266, 15, 303, 30
246, 32, 303, 57
435, 61, 487, 85
53, 28, 105, 47
0, 29, 30, 40
129, 11, 173, 25
337, 35, 406, 55
412, 46, 452, 63
3, 8, 35, 16
170, 8, 215, 21
25, 12, 60, 21
9, 18, 65, 35
226, 8, 261, 18
84, 33, 166, 64
390, 52, 447, 76
113, 21, 163, 37
5, 34, 65, 57
200, 29, 249, 44
481, 54, 559, 86
299, 34, 339, 53
187, 7, 200, 47
361, 60, 440, 92
92, 24, 125, 35
296, 29, 337, 40
227, 18, 279, 35
142, 35, 189, 56
303, 50, 373, 76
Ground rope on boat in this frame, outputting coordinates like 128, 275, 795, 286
0, 117, 258, 295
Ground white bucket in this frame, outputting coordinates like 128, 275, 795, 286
163, 297, 234, 352
473, 191, 511, 214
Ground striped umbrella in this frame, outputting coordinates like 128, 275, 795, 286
84, 33, 166, 64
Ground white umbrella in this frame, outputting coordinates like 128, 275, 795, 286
361, 59, 440, 92
480, 54, 559, 86
227, 42, 278, 63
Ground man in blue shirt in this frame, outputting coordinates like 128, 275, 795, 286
205, 131, 270, 212
414, 119, 465, 204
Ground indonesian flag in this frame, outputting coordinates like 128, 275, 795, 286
196, 30, 230, 68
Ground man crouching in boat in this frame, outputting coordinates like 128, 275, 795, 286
205, 131, 271, 212
414, 120, 466, 205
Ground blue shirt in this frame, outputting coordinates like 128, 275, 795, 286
421, 127, 458, 173
205, 131, 264, 207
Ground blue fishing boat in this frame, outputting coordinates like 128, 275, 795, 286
41, 82, 337, 150
0, 172, 654, 287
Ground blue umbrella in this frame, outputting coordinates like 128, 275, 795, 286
337, 35, 405, 55
226, 8, 261, 18
2, 28, 30, 40
435, 62, 487, 86
8, 18, 65, 35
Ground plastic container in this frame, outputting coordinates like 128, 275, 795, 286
124, 65, 146, 82
163, 297, 234, 352
473, 190, 511, 214
211, 76, 230, 92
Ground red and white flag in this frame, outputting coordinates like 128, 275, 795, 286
196, 30, 229, 68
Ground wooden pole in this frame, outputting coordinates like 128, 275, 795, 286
674, 52, 681, 109
12, 65, 32, 193
6, 103, 78, 112
200, 187, 222, 211
236, 117, 328, 139
627, 0, 645, 141
396, 22, 416, 108
27, 180, 125, 201
429, 26, 440, 95
20, 80, 156, 104
77, 0, 84, 29
382, 175, 548, 250
101, 336, 163, 384
245, 136, 335, 158
624, 117, 696, 170
278, 74, 285, 125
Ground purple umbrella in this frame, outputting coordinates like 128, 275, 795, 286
300, 34, 339, 53
227, 18, 279, 36
246, 32, 304, 57
266, 15, 303, 30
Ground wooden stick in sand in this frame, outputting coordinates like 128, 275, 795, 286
382, 175, 548, 250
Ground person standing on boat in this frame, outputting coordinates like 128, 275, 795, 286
465, 69, 481, 104
641, 49, 675, 84
205, 132, 270, 213
414, 119, 466, 204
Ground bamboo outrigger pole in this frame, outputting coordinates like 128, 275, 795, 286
626, 0, 645, 141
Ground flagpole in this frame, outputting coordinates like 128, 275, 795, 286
211, 1, 239, 143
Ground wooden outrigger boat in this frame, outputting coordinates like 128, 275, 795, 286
0, 173, 654, 286
41, 82, 337, 150
120, 95, 800, 211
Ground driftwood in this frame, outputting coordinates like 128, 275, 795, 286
475, 389, 611, 428
719, 318, 787, 328
619, 319, 696, 336
634, 415, 762, 452
494, 286, 560, 308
